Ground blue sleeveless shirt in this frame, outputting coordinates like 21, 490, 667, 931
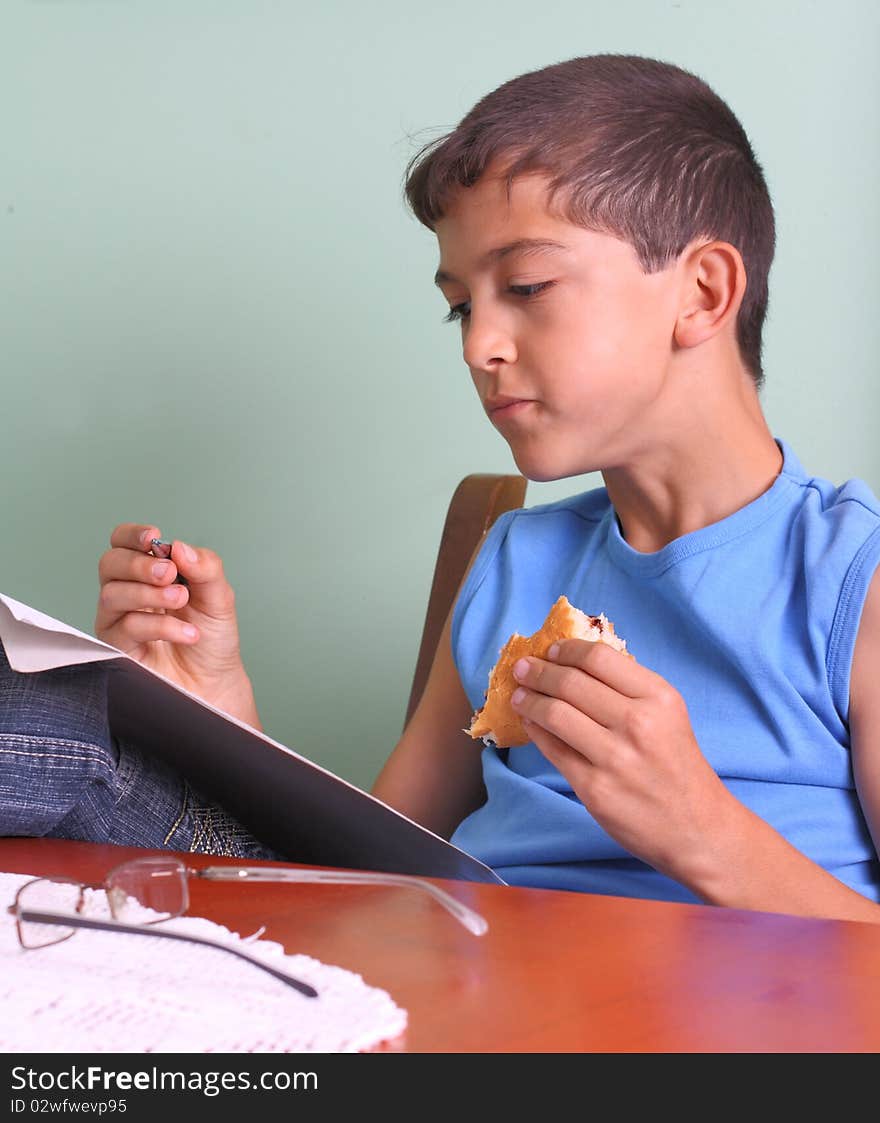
450, 441, 880, 903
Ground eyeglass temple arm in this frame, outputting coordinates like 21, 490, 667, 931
195, 866, 489, 936
17, 908, 318, 999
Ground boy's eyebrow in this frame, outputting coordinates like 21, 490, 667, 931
434, 238, 569, 286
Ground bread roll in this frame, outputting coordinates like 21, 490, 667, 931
467, 595, 630, 748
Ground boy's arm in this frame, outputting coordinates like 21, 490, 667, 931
847, 564, 880, 880
511, 566, 880, 923
697, 565, 880, 919
371, 607, 486, 839
694, 565, 880, 919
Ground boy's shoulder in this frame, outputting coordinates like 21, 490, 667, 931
473, 483, 610, 576
491, 443, 880, 545
782, 442, 880, 525
511, 480, 611, 525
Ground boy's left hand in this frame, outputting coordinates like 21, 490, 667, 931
510, 640, 730, 879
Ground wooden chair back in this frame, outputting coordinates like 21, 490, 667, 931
404, 473, 527, 728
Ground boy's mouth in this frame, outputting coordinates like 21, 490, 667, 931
485, 396, 535, 420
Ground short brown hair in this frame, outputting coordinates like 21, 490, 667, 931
405, 54, 775, 384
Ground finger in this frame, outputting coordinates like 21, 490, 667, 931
98, 608, 200, 654
98, 546, 182, 590
512, 655, 627, 730
510, 683, 613, 764
108, 523, 163, 552
166, 541, 235, 615
95, 579, 190, 640
522, 717, 597, 779
549, 638, 650, 698
97, 578, 189, 622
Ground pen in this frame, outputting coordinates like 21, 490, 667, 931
149, 538, 189, 587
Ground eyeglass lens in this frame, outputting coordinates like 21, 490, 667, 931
15, 877, 84, 948
105, 857, 189, 924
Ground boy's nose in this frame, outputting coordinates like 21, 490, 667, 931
462, 310, 518, 371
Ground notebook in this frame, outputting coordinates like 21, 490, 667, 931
0, 593, 504, 886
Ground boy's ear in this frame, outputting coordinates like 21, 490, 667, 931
674, 241, 746, 350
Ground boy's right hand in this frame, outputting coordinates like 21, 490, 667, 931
95, 523, 261, 728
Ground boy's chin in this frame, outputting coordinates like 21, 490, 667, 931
509, 446, 587, 484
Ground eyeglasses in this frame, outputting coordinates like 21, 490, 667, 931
8, 857, 319, 998
8, 857, 488, 995
192, 864, 489, 936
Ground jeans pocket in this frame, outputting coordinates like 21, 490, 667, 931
183, 785, 283, 859
112, 738, 281, 859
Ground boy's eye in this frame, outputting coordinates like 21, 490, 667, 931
442, 281, 552, 324
443, 300, 471, 323
510, 281, 553, 298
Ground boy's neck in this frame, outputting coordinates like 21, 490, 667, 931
602, 359, 783, 554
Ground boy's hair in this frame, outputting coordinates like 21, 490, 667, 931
405, 54, 775, 385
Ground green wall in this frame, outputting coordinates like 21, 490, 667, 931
3, 1, 878, 789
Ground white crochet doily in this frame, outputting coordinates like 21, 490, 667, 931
0, 871, 407, 1053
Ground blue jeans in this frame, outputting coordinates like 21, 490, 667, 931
0, 640, 283, 859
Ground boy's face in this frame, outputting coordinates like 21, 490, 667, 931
433, 169, 686, 481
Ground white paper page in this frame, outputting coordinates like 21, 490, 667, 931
0, 594, 120, 672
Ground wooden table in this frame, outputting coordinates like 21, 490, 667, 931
3, 837, 880, 1053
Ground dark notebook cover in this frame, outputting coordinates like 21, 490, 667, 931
0, 594, 504, 886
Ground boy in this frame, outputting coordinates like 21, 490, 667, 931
372, 53, 880, 920
32, 55, 880, 921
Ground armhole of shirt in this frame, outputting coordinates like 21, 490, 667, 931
450, 508, 518, 664
827, 524, 880, 724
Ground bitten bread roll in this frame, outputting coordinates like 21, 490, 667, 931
467, 595, 630, 748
